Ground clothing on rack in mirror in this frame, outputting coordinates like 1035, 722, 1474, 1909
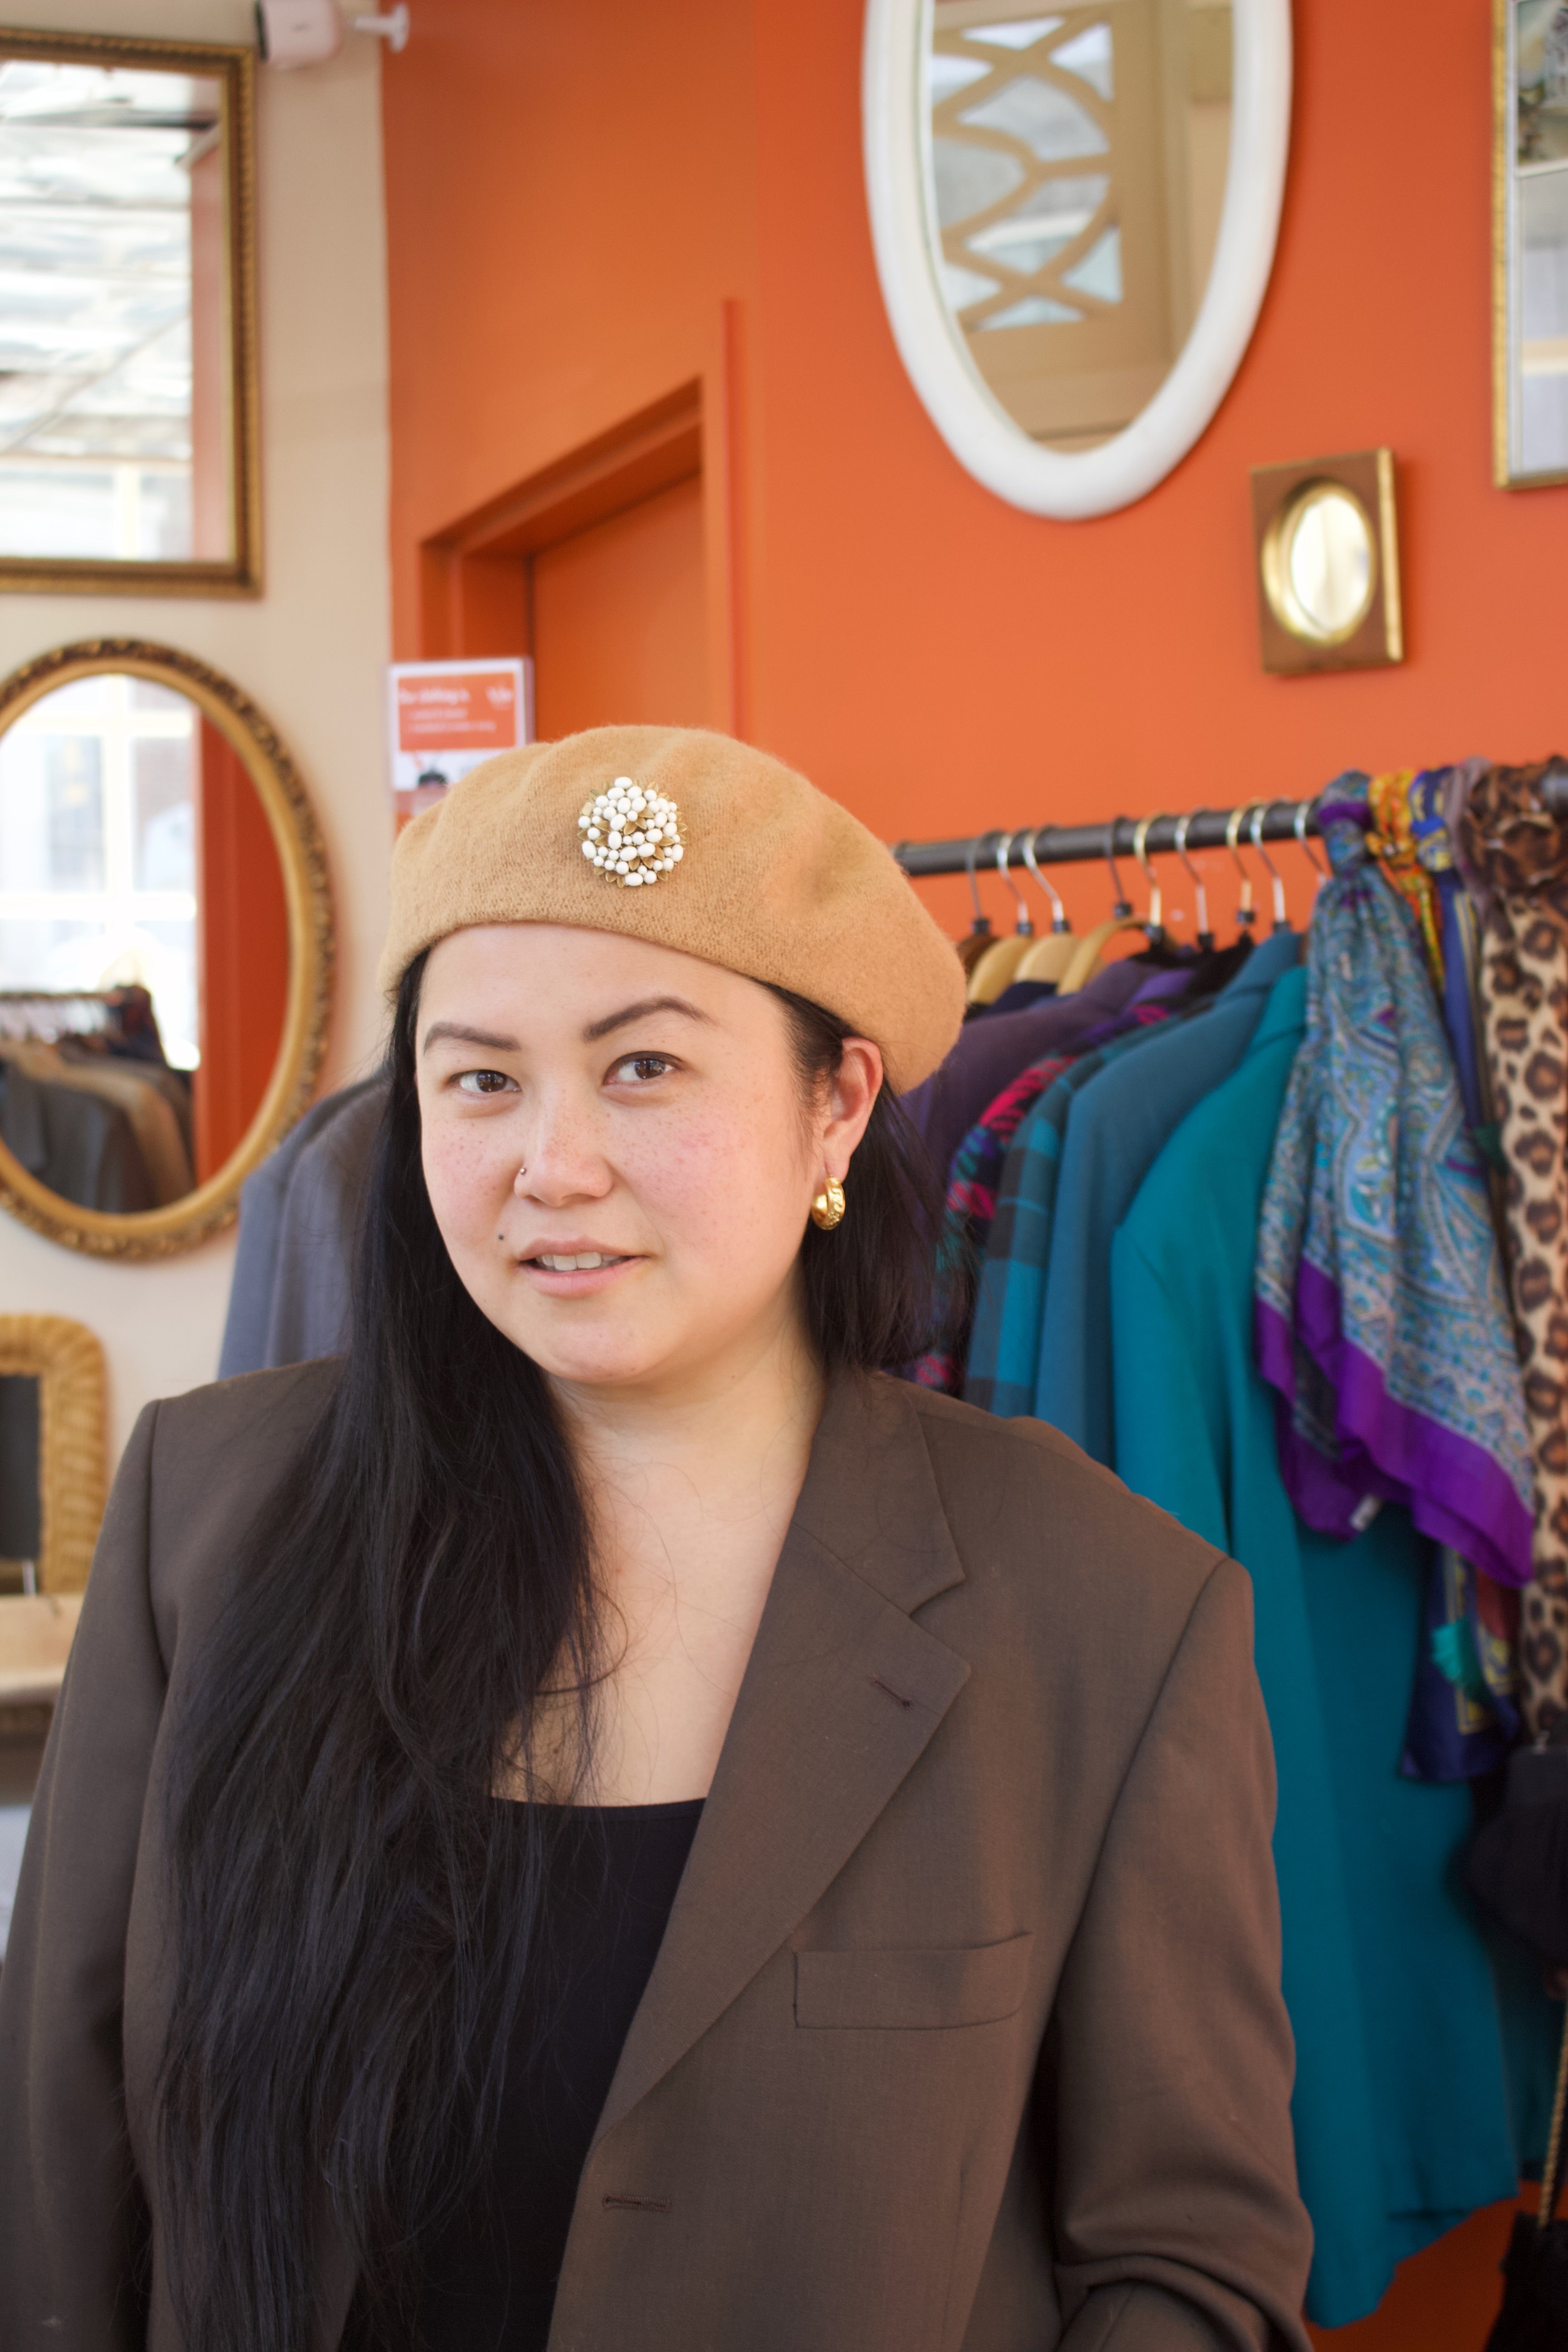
0, 1040, 191, 1206
0, 988, 192, 1210
0, 1049, 153, 1213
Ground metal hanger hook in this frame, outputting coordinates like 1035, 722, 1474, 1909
1020, 828, 1068, 932
1131, 813, 1165, 937
963, 832, 993, 936
1294, 798, 1329, 883
1249, 802, 1289, 931
1103, 817, 1133, 919
1224, 804, 1258, 929
1173, 809, 1211, 946
995, 831, 1034, 936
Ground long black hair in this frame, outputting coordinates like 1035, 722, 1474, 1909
155, 954, 941, 2348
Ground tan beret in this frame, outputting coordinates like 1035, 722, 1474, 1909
378, 725, 964, 1092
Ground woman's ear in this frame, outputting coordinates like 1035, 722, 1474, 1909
822, 1039, 883, 1176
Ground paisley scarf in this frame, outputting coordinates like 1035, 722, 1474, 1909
1254, 774, 1534, 1593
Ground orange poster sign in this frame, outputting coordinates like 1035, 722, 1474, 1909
387, 657, 532, 800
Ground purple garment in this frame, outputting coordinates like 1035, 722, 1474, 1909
903, 957, 1178, 1186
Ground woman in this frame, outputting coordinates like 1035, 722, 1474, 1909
0, 729, 1312, 2352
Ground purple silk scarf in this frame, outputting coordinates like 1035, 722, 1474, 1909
1253, 776, 1534, 1591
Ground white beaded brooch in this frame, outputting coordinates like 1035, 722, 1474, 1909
577, 776, 684, 887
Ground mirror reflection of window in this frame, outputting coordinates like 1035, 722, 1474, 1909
1514, 0, 1568, 477
0, 59, 228, 564
0, 674, 198, 1069
924, 0, 1233, 449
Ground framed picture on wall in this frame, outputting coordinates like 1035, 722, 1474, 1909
1495, 0, 1568, 485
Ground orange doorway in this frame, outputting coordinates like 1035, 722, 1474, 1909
532, 472, 706, 739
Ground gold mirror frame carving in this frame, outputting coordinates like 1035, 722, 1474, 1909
0, 24, 260, 597
0, 1312, 104, 1591
0, 638, 333, 1258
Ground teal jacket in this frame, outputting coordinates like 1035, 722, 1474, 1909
1034, 930, 1301, 1463
1112, 965, 1550, 2326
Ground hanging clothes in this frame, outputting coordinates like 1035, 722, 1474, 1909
900, 956, 1153, 1194
913, 1046, 1079, 1395
0, 1048, 154, 1212
1367, 767, 1447, 990
0, 1039, 192, 1205
1253, 776, 1534, 1595
1030, 927, 1300, 1464
1458, 755, 1568, 1735
1112, 964, 1553, 2327
219, 1077, 387, 1377
964, 1002, 1205, 1416
915, 982, 1189, 1393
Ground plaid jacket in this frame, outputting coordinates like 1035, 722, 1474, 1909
964, 1007, 1180, 1415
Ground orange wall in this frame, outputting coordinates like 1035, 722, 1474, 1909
383, 0, 1565, 946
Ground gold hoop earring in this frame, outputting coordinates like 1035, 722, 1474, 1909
810, 1176, 846, 1231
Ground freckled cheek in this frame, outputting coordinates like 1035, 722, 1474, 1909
627, 1106, 804, 1267
420, 1116, 517, 1246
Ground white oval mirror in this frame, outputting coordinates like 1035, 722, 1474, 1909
863, 0, 1292, 517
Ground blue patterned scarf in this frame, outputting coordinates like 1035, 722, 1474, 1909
1254, 774, 1534, 1589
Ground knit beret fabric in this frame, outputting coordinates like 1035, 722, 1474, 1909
378, 725, 965, 1092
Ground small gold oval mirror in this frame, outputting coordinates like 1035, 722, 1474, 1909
0, 639, 331, 1257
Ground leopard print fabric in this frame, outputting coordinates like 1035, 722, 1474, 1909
1460, 760, 1568, 1735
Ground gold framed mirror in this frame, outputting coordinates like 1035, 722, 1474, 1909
0, 1311, 104, 1592
0, 639, 332, 1257
0, 25, 259, 595
1250, 448, 1403, 676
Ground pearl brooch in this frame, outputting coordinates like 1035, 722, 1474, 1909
577, 776, 684, 887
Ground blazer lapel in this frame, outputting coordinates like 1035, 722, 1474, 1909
593, 1372, 969, 2148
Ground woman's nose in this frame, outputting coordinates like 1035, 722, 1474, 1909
511, 1097, 611, 1204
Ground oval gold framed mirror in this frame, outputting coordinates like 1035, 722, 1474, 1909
0, 638, 332, 1257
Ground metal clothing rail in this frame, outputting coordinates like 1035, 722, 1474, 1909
889, 770, 1568, 880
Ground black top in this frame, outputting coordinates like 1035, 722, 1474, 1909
411, 1798, 703, 2352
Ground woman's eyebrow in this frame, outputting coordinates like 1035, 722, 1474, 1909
421, 1021, 520, 1055
581, 994, 714, 1043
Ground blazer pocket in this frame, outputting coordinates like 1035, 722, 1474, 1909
794, 1932, 1034, 2030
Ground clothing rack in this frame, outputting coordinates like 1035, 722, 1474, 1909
890, 773, 1568, 880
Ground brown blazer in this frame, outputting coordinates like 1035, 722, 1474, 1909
0, 1361, 1313, 2352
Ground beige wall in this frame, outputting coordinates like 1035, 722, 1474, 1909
0, 0, 392, 1462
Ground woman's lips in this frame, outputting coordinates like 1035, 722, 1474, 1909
517, 1250, 641, 1295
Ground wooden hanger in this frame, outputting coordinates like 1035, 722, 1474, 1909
1057, 816, 1148, 995
1011, 828, 1078, 984
966, 833, 1038, 1004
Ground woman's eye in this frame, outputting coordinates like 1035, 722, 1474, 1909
456, 1068, 515, 1097
612, 1053, 676, 1084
